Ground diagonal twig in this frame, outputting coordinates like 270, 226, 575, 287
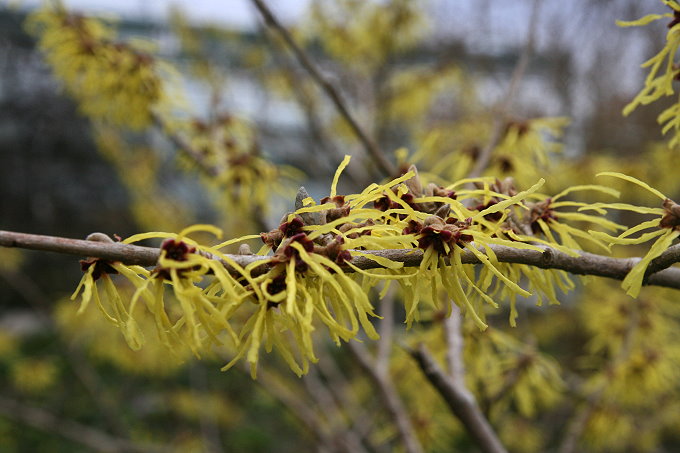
467, 0, 542, 179
0, 394, 165, 453
346, 341, 424, 453
443, 304, 465, 385
407, 344, 508, 453
249, 0, 396, 177
251, 367, 337, 452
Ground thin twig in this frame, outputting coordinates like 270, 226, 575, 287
467, 0, 542, 179
249, 0, 396, 177
314, 348, 381, 452
407, 344, 508, 453
443, 304, 465, 385
256, 23, 366, 187
376, 290, 395, 377
0, 230, 160, 266
557, 301, 640, 453
483, 353, 532, 413
0, 395, 165, 453
254, 367, 337, 452
3, 230, 680, 290
346, 341, 424, 453
302, 367, 369, 453
151, 112, 219, 178
152, 112, 270, 232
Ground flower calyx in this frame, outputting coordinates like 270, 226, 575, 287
417, 183, 457, 214
503, 119, 530, 138
338, 219, 375, 239
265, 274, 287, 303
152, 238, 197, 280
319, 195, 351, 223
527, 198, 557, 234
80, 232, 118, 280
660, 198, 680, 229
261, 215, 305, 249
473, 178, 517, 222
409, 215, 474, 254
374, 164, 456, 215
318, 235, 352, 264
272, 233, 315, 272
79, 257, 118, 281
669, 9, 680, 29
271, 232, 353, 272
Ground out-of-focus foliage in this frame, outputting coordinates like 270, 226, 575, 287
26, 5, 169, 129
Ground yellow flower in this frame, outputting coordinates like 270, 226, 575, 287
505, 183, 624, 255
27, 3, 171, 129
70, 157, 658, 377
582, 172, 679, 297
618, 1, 680, 147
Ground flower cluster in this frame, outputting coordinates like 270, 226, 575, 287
173, 115, 300, 223
584, 172, 680, 297
617, 0, 680, 147
26, 3, 173, 129
69, 155, 680, 376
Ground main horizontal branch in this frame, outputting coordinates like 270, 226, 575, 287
2, 230, 680, 290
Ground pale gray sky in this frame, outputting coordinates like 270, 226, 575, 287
16, 0, 310, 28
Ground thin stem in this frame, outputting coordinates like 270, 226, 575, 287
254, 367, 337, 452
256, 23, 366, 187
443, 303, 465, 385
467, 0, 542, 179
0, 394, 165, 453
346, 341, 424, 453
376, 290, 395, 377
151, 112, 219, 178
314, 347, 381, 452
0, 230, 160, 266
249, 0, 396, 177
302, 367, 369, 453
151, 113, 270, 232
407, 344, 508, 453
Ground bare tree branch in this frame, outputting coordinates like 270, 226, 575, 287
376, 290, 395, 377
249, 0, 397, 177
407, 344, 508, 453
3, 229, 680, 290
0, 230, 160, 266
151, 113, 270, 232
443, 304, 465, 385
253, 367, 337, 453
255, 23, 365, 185
151, 112, 220, 178
467, 0, 542, 179
302, 367, 370, 453
346, 341, 424, 453
0, 395, 165, 453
